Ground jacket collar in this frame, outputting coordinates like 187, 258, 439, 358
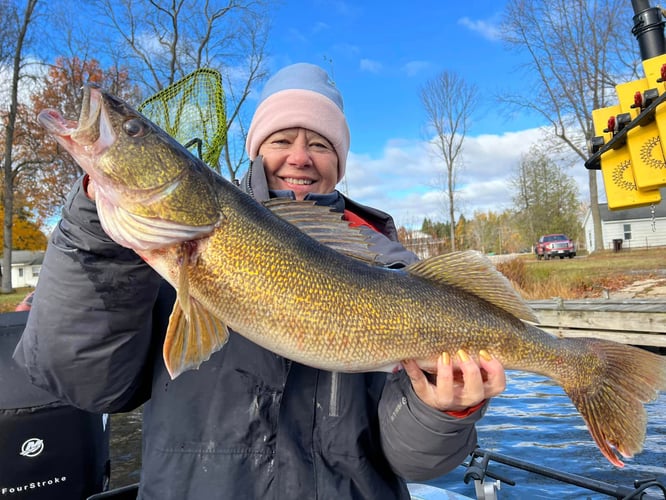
239, 157, 397, 239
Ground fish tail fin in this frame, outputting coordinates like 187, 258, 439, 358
562, 339, 666, 467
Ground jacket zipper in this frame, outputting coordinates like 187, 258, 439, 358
329, 372, 340, 417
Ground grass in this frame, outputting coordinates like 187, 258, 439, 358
496, 247, 666, 300
1, 247, 664, 310
0, 287, 34, 313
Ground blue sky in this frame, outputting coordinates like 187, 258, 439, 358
267, 0, 538, 145
250, 0, 598, 227
3, 0, 597, 229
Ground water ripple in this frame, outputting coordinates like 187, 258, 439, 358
432, 370, 666, 499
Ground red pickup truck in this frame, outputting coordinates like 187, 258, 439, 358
535, 234, 576, 260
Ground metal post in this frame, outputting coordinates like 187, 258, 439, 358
632, 0, 666, 60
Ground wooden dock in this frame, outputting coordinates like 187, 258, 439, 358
528, 298, 666, 348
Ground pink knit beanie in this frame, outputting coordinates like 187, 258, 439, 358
245, 63, 350, 181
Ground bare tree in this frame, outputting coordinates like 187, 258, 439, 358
1, 0, 39, 293
0, 2, 17, 66
93, 0, 271, 180
420, 71, 478, 251
499, 0, 639, 252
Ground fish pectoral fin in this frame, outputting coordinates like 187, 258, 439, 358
263, 198, 379, 264
163, 295, 230, 379
405, 250, 539, 323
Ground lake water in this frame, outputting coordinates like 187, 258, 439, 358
431, 371, 666, 499
108, 370, 666, 499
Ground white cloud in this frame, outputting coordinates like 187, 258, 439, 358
0, 60, 48, 109
311, 21, 330, 34
401, 60, 432, 77
458, 16, 502, 42
342, 127, 596, 228
359, 58, 382, 73
0, 66, 11, 103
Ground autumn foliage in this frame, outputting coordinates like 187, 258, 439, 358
21, 57, 140, 225
0, 207, 47, 251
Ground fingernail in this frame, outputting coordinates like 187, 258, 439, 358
457, 349, 470, 363
441, 352, 451, 365
479, 349, 493, 362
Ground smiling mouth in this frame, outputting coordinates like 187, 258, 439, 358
283, 177, 314, 185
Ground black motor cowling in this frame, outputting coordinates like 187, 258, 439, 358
0, 312, 110, 499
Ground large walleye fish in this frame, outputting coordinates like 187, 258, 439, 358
38, 85, 665, 468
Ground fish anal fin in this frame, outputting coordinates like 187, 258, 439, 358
405, 250, 538, 323
163, 292, 230, 379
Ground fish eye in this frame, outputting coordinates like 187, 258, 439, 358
123, 118, 149, 138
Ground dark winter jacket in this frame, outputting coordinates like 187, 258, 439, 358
14, 160, 487, 499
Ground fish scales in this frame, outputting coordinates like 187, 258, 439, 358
142, 177, 627, 399
36, 85, 666, 468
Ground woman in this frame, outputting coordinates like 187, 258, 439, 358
15, 63, 505, 499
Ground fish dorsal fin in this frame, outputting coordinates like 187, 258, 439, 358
162, 249, 230, 379
264, 198, 379, 264
406, 250, 539, 323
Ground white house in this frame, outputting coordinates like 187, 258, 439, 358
401, 230, 446, 259
0, 251, 44, 288
582, 203, 666, 251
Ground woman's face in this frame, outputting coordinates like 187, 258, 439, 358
258, 128, 339, 200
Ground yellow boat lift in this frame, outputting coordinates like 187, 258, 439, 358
586, 0, 666, 210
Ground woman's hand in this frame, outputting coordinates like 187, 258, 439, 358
402, 350, 506, 413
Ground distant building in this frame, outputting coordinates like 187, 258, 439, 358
582, 203, 666, 251
401, 230, 446, 259
0, 251, 44, 288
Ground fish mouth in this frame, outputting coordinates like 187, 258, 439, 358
37, 85, 114, 172
37, 84, 102, 142
38, 85, 221, 251
37, 85, 178, 201
37, 109, 79, 138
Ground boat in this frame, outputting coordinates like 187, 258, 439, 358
86, 448, 666, 499
0, 311, 110, 499
2, 310, 664, 499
